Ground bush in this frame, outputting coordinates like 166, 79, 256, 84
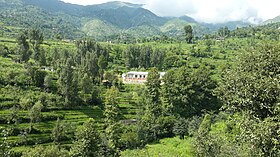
22, 145, 69, 157
120, 126, 140, 149
187, 116, 202, 137
173, 118, 188, 139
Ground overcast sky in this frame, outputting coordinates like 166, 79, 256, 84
61, 0, 280, 23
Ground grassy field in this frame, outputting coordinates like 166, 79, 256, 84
121, 136, 195, 157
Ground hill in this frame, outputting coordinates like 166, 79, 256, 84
263, 15, 280, 24
0, 0, 252, 40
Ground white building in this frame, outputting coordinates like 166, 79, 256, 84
122, 71, 166, 84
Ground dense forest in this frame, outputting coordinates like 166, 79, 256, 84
0, 1, 280, 157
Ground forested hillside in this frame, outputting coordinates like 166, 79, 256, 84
0, 0, 280, 156
0, 0, 255, 41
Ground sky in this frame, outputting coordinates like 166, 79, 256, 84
61, 0, 280, 23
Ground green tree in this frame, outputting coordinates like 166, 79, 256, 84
151, 48, 165, 70
0, 128, 11, 157
58, 58, 78, 106
29, 101, 43, 132
216, 42, 280, 156
104, 89, 121, 130
216, 42, 280, 118
145, 68, 162, 116
44, 74, 53, 91
84, 52, 99, 82
26, 65, 47, 87
8, 105, 19, 125
162, 66, 219, 118
218, 26, 230, 37
70, 118, 101, 157
22, 145, 69, 157
103, 86, 123, 155
17, 30, 31, 62
98, 54, 107, 81
29, 28, 44, 51
136, 68, 176, 144
52, 118, 65, 144
195, 114, 220, 157
184, 25, 193, 44
173, 118, 188, 139
79, 73, 94, 104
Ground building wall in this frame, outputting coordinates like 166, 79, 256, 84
122, 71, 165, 84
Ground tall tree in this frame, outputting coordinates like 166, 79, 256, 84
184, 25, 193, 44
79, 73, 94, 104
104, 86, 121, 125
162, 66, 219, 118
29, 101, 43, 132
145, 68, 162, 116
216, 42, 280, 156
217, 42, 280, 118
58, 58, 78, 106
70, 119, 101, 157
104, 86, 122, 155
17, 30, 30, 62
29, 28, 44, 51
98, 54, 107, 81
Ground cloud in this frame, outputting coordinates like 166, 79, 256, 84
143, 0, 196, 17
61, 0, 280, 23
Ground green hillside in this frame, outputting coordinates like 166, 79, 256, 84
0, 0, 253, 41
82, 19, 122, 39
0, 1, 280, 156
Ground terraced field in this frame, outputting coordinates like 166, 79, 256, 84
0, 81, 141, 154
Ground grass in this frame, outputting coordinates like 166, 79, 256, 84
121, 136, 195, 157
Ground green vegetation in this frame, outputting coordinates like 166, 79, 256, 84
0, 1, 280, 156
0, 0, 257, 42
121, 137, 195, 157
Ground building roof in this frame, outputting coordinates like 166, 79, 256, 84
126, 71, 166, 76
127, 71, 148, 75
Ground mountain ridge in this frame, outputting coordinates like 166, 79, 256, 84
263, 15, 280, 24
0, 0, 255, 40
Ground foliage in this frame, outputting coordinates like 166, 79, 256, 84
0, 12, 280, 156
145, 68, 161, 115
173, 118, 189, 139
58, 58, 78, 106
51, 118, 72, 144
104, 86, 121, 124
162, 65, 220, 118
22, 145, 69, 157
0, 128, 11, 157
70, 118, 102, 157
216, 42, 280, 119
184, 25, 193, 43
29, 101, 44, 124
121, 136, 195, 157
124, 45, 166, 69
195, 114, 220, 157
103, 86, 123, 155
